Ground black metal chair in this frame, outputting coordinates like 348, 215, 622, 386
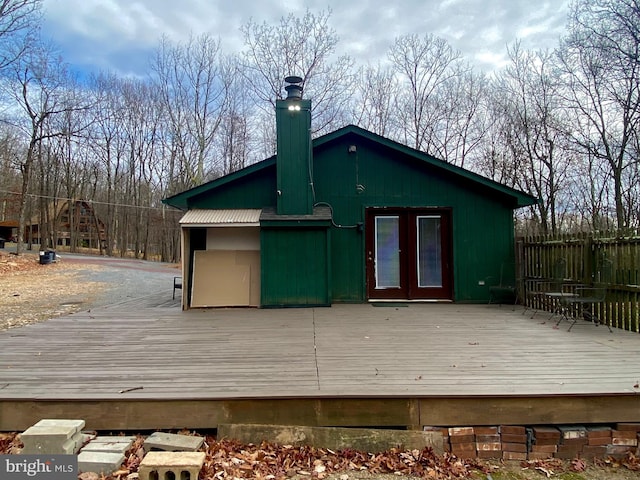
173, 276, 182, 300
488, 261, 518, 309
559, 259, 613, 332
540, 258, 580, 320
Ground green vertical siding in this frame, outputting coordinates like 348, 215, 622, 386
261, 227, 330, 306
312, 136, 517, 303
170, 127, 525, 305
189, 165, 277, 210
276, 99, 313, 215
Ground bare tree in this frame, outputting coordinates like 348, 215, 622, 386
558, 0, 640, 229
0, 0, 41, 70
428, 67, 489, 168
152, 33, 229, 187
352, 63, 398, 138
241, 8, 357, 136
213, 55, 256, 176
1, 41, 87, 255
491, 43, 572, 234
86, 72, 128, 256
0, 125, 24, 223
388, 33, 465, 154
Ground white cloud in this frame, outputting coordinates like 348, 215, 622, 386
40, 0, 570, 77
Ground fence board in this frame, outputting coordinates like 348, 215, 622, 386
519, 230, 640, 333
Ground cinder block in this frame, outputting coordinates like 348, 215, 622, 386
21, 429, 84, 454
138, 451, 206, 480
78, 451, 125, 474
33, 419, 85, 434
606, 445, 635, 458
611, 437, 638, 446
63, 433, 86, 454
93, 436, 136, 445
558, 425, 586, 439
82, 441, 131, 455
144, 432, 204, 452
22, 424, 78, 444
448, 427, 474, 436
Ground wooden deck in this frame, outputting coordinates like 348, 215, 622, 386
1, 294, 640, 431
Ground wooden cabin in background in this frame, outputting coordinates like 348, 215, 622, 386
26, 199, 106, 251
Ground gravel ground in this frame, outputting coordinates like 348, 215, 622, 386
0, 248, 180, 330
59, 253, 180, 308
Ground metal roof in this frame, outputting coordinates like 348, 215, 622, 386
178, 209, 262, 227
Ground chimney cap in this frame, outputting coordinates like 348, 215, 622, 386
285, 75, 303, 84
284, 75, 303, 100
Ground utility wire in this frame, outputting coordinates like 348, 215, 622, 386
0, 189, 172, 211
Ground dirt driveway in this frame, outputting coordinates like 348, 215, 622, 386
0, 249, 180, 331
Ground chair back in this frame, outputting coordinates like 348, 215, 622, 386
500, 261, 516, 286
550, 257, 567, 291
594, 258, 613, 284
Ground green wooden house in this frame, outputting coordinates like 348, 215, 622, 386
163, 78, 536, 308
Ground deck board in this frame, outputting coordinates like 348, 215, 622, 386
1, 295, 640, 429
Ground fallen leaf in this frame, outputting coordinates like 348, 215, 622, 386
535, 466, 553, 477
78, 473, 99, 480
571, 458, 586, 472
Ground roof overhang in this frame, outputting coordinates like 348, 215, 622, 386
178, 209, 262, 227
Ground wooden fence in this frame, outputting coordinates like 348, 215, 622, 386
517, 230, 640, 332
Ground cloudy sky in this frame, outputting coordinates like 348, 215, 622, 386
40, 0, 571, 78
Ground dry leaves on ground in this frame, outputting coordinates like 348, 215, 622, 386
4, 432, 640, 479
0, 251, 105, 331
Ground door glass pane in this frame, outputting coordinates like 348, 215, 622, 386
375, 216, 400, 288
417, 216, 442, 288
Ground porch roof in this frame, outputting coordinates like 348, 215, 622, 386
179, 209, 262, 227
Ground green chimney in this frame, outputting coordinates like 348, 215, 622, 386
276, 76, 313, 215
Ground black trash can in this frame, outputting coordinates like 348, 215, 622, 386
0, 237, 5, 249
39, 251, 52, 265
46, 249, 56, 262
